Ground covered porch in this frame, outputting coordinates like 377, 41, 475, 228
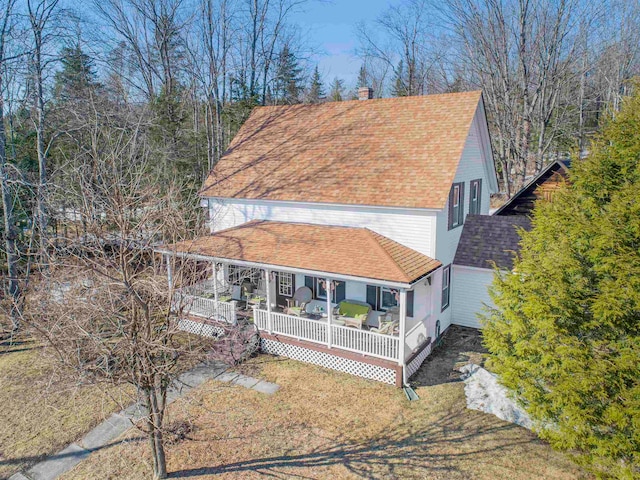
158, 221, 441, 385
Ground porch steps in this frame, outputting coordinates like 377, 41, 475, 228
403, 385, 420, 401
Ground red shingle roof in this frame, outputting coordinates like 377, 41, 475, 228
200, 91, 483, 209
162, 221, 441, 284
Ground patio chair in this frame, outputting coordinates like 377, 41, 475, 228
371, 319, 399, 335
285, 286, 312, 316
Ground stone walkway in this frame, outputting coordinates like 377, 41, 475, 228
9, 362, 279, 480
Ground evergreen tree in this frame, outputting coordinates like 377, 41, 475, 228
357, 64, 368, 88
307, 65, 324, 103
391, 60, 408, 97
273, 45, 303, 105
329, 77, 345, 102
53, 43, 99, 102
482, 90, 640, 478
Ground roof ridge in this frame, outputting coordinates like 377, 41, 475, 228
364, 229, 412, 283
250, 90, 483, 112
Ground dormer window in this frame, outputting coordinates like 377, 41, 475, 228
448, 182, 465, 230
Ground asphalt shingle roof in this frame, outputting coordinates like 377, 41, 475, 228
453, 215, 532, 270
162, 220, 441, 284
200, 91, 483, 209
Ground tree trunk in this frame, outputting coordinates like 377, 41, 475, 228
0, 0, 19, 330
0, 84, 19, 330
145, 386, 168, 479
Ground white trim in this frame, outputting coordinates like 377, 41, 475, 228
155, 250, 418, 289
278, 272, 293, 297
475, 98, 500, 193
452, 264, 508, 274
326, 277, 333, 348
398, 289, 407, 368
204, 195, 442, 213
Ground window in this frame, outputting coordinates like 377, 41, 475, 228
228, 265, 259, 286
448, 182, 465, 229
380, 287, 398, 310
311, 277, 344, 303
469, 179, 482, 214
366, 285, 414, 317
315, 277, 328, 299
441, 265, 451, 311
278, 272, 293, 297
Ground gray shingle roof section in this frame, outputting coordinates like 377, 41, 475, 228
453, 215, 532, 270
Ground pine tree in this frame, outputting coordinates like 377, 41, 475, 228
53, 43, 99, 102
273, 45, 303, 105
307, 66, 324, 103
357, 64, 368, 88
482, 89, 640, 478
329, 77, 345, 102
391, 60, 408, 97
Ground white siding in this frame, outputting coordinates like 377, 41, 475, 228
206, 198, 438, 258
435, 111, 493, 330
451, 265, 495, 329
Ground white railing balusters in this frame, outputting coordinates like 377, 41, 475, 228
173, 292, 237, 325
253, 309, 399, 361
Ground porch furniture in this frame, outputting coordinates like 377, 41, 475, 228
371, 318, 399, 336
285, 286, 313, 317
247, 293, 267, 309
334, 300, 371, 329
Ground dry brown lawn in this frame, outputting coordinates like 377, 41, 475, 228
0, 338, 131, 479
62, 355, 587, 480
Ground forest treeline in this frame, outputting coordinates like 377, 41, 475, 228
0, 0, 638, 329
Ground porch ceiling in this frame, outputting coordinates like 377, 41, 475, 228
158, 220, 441, 285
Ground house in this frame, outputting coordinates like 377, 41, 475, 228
157, 89, 499, 387
450, 215, 531, 329
494, 159, 571, 216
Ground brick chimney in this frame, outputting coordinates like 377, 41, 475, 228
358, 86, 373, 100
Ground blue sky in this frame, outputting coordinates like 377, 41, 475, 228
291, 0, 391, 87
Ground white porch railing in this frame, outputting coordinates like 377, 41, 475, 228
331, 324, 399, 361
271, 312, 328, 344
254, 309, 398, 361
174, 292, 237, 325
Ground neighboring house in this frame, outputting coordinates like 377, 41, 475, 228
494, 159, 571, 216
451, 215, 531, 329
157, 89, 498, 387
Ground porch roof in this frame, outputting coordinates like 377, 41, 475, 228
158, 220, 441, 285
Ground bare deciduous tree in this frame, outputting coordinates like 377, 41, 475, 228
28, 108, 218, 479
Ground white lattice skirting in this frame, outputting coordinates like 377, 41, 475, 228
260, 338, 397, 385
178, 318, 225, 338
406, 342, 433, 379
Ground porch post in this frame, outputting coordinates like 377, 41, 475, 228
165, 255, 173, 290
398, 289, 407, 383
326, 277, 332, 348
265, 268, 273, 334
212, 262, 218, 302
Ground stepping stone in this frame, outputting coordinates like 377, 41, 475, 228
79, 414, 131, 451
231, 374, 260, 389
27, 443, 90, 480
8, 473, 31, 480
251, 380, 280, 395
121, 403, 147, 421
215, 371, 240, 383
